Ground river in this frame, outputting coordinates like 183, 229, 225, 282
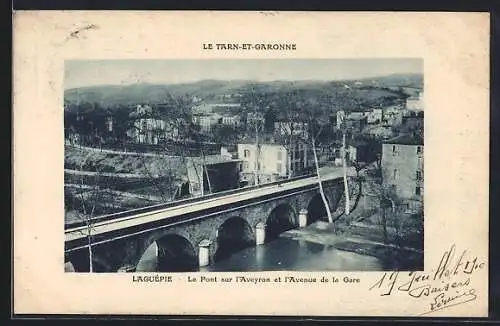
136, 236, 383, 272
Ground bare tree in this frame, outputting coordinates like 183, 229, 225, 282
339, 118, 351, 216
242, 84, 265, 185
276, 121, 299, 179
374, 184, 397, 243
310, 124, 334, 223
156, 95, 213, 197
200, 146, 213, 194
367, 163, 399, 244
349, 160, 365, 214
274, 91, 306, 179
253, 116, 262, 185
297, 96, 334, 224
73, 163, 103, 272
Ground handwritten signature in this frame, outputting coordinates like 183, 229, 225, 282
369, 244, 485, 316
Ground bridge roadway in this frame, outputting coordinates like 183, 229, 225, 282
65, 167, 352, 249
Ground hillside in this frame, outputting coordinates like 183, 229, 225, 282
358, 73, 423, 89
64, 73, 422, 107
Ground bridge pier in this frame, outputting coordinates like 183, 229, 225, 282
255, 222, 266, 245
299, 209, 308, 228
198, 239, 211, 267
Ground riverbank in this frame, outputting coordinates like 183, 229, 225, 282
281, 221, 423, 271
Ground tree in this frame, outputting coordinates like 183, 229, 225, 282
374, 184, 398, 244
298, 96, 334, 223
334, 85, 362, 217
350, 160, 365, 214
156, 94, 214, 197
310, 126, 334, 223
213, 124, 239, 145
340, 124, 351, 216
72, 163, 103, 273
241, 84, 266, 185
367, 161, 399, 244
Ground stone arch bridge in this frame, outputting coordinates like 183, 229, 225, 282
65, 173, 357, 273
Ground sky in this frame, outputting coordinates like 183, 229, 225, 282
64, 58, 423, 90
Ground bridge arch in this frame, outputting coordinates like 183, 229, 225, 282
136, 234, 198, 272
214, 216, 255, 263
64, 261, 76, 272
306, 193, 332, 225
265, 203, 298, 241
65, 249, 95, 272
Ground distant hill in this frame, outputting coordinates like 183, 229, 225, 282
64, 80, 252, 107
64, 73, 422, 108
357, 73, 423, 89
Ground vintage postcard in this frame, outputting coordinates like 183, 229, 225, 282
13, 11, 489, 316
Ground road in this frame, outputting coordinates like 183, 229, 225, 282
65, 166, 355, 243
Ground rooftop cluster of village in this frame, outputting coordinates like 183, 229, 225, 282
63, 79, 424, 222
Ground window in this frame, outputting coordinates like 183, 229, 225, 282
393, 169, 398, 180
392, 145, 396, 153
417, 146, 422, 154
415, 187, 421, 195
243, 149, 250, 158
277, 163, 282, 172
416, 171, 422, 180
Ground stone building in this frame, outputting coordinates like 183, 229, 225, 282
367, 108, 383, 124
186, 155, 242, 196
127, 104, 179, 144
347, 139, 381, 164
237, 141, 309, 184
381, 135, 424, 210
192, 113, 220, 133
406, 91, 424, 112
274, 121, 309, 140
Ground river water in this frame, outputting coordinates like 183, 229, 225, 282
136, 236, 383, 272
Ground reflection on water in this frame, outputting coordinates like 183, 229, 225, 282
136, 237, 384, 272
204, 238, 383, 272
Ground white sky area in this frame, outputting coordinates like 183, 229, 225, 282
65, 59, 423, 90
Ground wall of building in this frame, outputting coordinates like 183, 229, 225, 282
237, 142, 309, 180
128, 118, 179, 144
367, 109, 383, 124
381, 143, 424, 200
186, 159, 241, 195
406, 91, 424, 111
238, 143, 288, 178
205, 161, 241, 193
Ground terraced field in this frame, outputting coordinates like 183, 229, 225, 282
64, 145, 189, 224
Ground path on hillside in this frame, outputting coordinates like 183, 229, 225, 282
66, 144, 169, 157
64, 168, 147, 178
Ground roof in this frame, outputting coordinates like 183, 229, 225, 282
347, 136, 381, 148
384, 134, 423, 146
347, 140, 370, 148
237, 141, 283, 147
